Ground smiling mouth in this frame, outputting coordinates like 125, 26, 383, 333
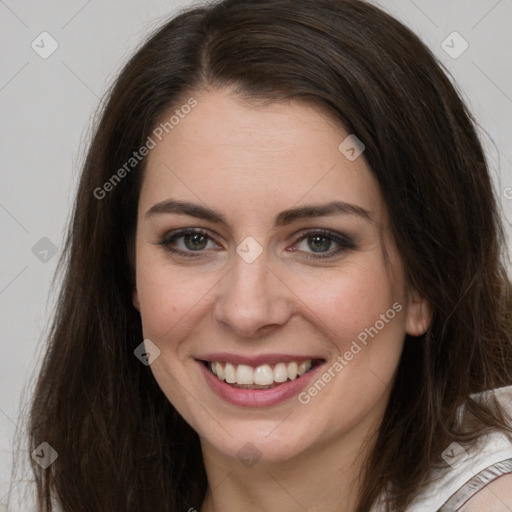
201, 359, 324, 389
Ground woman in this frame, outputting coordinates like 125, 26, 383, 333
16, 0, 512, 510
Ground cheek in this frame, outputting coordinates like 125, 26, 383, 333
293, 260, 402, 345
135, 252, 215, 341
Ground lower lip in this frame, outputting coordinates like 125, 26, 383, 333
197, 360, 325, 407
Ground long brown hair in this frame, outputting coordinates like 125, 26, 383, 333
11, 0, 512, 510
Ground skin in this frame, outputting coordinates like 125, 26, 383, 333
459, 475, 512, 511
132, 87, 431, 511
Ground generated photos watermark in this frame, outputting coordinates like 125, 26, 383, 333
298, 301, 403, 404
93, 97, 197, 200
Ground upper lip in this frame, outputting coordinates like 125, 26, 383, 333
196, 353, 326, 366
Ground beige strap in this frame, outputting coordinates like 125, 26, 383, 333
437, 458, 512, 511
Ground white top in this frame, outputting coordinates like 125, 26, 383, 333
373, 385, 512, 512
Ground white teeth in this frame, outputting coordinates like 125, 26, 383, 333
215, 362, 224, 380
207, 359, 317, 385
298, 360, 312, 376
224, 362, 236, 383
254, 364, 274, 385
287, 361, 298, 380
273, 363, 288, 383
236, 364, 254, 385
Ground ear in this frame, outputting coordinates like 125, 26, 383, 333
132, 288, 140, 312
405, 289, 431, 336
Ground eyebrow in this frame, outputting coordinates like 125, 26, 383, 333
145, 199, 373, 226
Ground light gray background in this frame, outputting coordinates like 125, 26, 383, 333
1, 0, 511, 507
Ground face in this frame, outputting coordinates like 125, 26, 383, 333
132, 88, 430, 463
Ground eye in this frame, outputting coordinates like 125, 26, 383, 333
159, 229, 221, 256
291, 230, 355, 259
158, 228, 355, 260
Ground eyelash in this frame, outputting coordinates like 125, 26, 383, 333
158, 228, 356, 260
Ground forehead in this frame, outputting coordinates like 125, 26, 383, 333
139, 89, 384, 222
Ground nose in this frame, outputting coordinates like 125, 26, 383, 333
212, 250, 294, 338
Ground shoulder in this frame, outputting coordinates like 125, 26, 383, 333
453, 385, 512, 511
404, 385, 512, 512
458, 474, 512, 511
